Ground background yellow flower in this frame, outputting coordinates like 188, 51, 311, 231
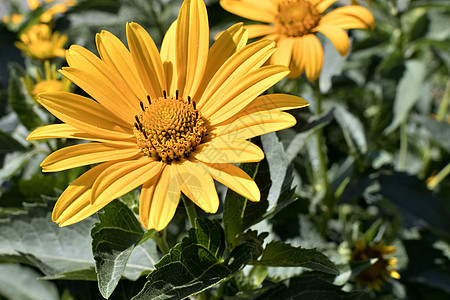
220, 0, 375, 81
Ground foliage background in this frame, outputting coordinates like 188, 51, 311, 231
0, 0, 449, 299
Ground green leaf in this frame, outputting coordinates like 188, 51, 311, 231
0, 130, 26, 153
384, 60, 427, 134
413, 114, 450, 152
0, 263, 59, 300
91, 200, 158, 299
334, 105, 368, 154
378, 170, 450, 235
0, 202, 159, 281
223, 162, 259, 248
132, 218, 256, 300
7, 65, 44, 131
251, 241, 339, 275
228, 274, 366, 300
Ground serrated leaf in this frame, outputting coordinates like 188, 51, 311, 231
251, 241, 339, 275
384, 60, 427, 134
132, 219, 256, 300
91, 200, 158, 299
7, 66, 44, 131
0, 264, 59, 300
223, 162, 259, 247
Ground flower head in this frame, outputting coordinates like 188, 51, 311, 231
22, 61, 71, 102
220, 0, 375, 81
351, 240, 401, 291
27, 0, 308, 231
15, 23, 67, 60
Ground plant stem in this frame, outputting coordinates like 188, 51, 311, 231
437, 81, 449, 122
313, 81, 333, 231
182, 195, 197, 228
398, 119, 408, 171
153, 229, 170, 255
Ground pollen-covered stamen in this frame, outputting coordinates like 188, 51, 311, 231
275, 0, 321, 37
133, 91, 207, 163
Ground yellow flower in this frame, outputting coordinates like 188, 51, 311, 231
15, 23, 67, 60
27, 0, 308, 231
22, 61, 71, 102
2, 0, 76, 26
220, 0, 375, 81
351, 240, 401, 291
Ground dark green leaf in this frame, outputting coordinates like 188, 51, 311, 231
378, 171, 450, 235
0, 130, 26, 153
132, 218, 256, 300
91, 200, 158, 299
223, 162, 259, 248
229, 275, 366, 300
251, 241, 339, 275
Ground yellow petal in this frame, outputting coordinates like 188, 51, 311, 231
37, 92, 132, 139
173, 160, 219, 213
212, 111, 297, 140
63, 45, 140, 122
315, 0, 339, 13
176, 0, 209, 98
199, 162, 260, 202
220, 0, 276, 23
193, 139, 264, 163
41, 142, 140, 172
195, 23, 248, 103
96, 30, 147, 103
53, 162, 116, 226
160, 21, 178, 97
303, 34, 323, 82
270, 38, 295, 68
206, 65, 290, 125
27, 124, 135, 145
199, 39, 276, 112
239, 93, 309, 115
289, 37, 307, 79
91, 157, 163, 205
321, 6, 375, 29
314, 25, 350, 56
140, 165, 181, 231
126, 22, 166, 98
244, 24, 276, 39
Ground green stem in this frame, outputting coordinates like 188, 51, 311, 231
437, 81, 450, 122
399, 119, 408, 171
182, 195, 197, 228
153, 229, 170, 255
313, 81, 333, 231
427, 162, 450, 190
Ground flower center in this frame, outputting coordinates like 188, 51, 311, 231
275, 0, 321, 37
133, 91, 207, 163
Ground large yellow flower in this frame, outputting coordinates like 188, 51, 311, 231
15, 23, 67, 60
27, 0, 308, 231
220, 0, 375, 81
